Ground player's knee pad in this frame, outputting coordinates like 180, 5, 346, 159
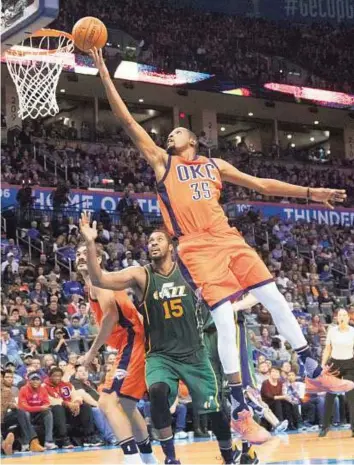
210, 411, 231, 442
149, 382, 171, 430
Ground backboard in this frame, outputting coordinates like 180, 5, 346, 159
1, 0, 59, 51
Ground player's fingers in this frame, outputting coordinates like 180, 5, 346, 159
98, 47, 103, 60
324, 201, 333, 210
92, 220, 97, 230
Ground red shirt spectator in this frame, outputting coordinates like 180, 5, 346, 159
18, 373, 50, 412
44, 377, 74, 402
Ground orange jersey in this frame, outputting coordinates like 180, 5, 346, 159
89, 289, 144, 351
157, 155, 229, 237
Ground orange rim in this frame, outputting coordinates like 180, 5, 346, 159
5, 29, 74, 57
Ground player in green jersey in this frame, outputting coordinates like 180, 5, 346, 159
80, 212, 239, 464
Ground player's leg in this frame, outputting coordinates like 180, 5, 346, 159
182, 347, 240, 464
99, 392, 143, 464
178, 238, 270, 443
146, 355, 180, 464
249, 282, 354, 393
119, 398, 157, 464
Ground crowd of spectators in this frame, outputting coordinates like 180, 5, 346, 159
2, 128, 353, 208
52, 0, 354, 93
1, 192, 354, 453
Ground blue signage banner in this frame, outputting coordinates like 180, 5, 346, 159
0, 184, 160, 215
225, 201, 354, 227
166, 0, 354, 24
2, 184, 353, 226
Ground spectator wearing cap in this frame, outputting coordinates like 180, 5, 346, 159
44, 366, 101, 448
48, 320, 71, 340
1, 369, 44, 453
18, 371, 57, 450
17, 354, 34, 378
52, 328, 70, 362
62, 272, 84, 300
1, 253, 19, 284
3, 362, 23, 386
122, 250, 139, 268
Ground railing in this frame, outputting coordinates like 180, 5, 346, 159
1, 215, 7, 233
16, 227, 44, 262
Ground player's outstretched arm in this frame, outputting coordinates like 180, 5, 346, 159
89, 47, 167, 171
214, 158, 347, 209
79, 212, 141, 290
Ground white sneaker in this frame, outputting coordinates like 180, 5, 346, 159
45, 442, 58, 450
175, 431, 188, 439
22, 444, 29, 452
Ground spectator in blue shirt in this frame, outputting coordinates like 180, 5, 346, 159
62, 272, 84, 299
27, 221, 41, 242
0, 330, 22, 366
68, 316, 89, 338
29, 282, 48, 306
4, 238, 22, 261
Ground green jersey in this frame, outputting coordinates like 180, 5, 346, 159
140, 263, 202, 360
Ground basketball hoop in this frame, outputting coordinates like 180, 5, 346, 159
5, 29, 74, 120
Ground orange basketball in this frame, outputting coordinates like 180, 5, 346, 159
72, 17, 108, 53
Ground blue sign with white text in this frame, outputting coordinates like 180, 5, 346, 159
1, 184, 353, 226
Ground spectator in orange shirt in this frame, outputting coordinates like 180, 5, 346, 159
18, 371, 57, 450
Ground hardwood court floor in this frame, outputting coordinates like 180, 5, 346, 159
3, 430, 354, 464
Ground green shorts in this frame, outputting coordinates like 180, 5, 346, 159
145, 348, 220, 413
203, 329, 225, 397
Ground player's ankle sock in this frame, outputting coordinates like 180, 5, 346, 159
219, 445, 234, 464
230, 383, 248, 418
295, 345, 322, 378
120, 437, 142, 464
242, 440, 251, 454
137, 437, 157, 464
160, 436, 176, 461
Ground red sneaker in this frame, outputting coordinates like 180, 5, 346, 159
231, 409, 271, 445
306, 367, 354, 394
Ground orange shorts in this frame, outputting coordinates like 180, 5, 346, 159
103, 335, 146, 401
177, 227, 273, 309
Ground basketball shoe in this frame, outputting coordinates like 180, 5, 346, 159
231, 410, 271, 444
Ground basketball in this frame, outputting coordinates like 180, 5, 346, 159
72, 17, 108, 53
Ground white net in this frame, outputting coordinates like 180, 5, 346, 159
5, 31, 74, 120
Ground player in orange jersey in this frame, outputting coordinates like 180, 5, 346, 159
90, 46, 353, 444
76, 244, 157, 465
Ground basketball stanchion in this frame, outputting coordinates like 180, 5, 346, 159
5, 29, 74, 119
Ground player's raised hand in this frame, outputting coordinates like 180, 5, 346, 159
79, 211, 97, 243
89, 47, 109, 79
309, 188, 347, 209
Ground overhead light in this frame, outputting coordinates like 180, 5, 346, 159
287, 134, 292, 139
314, 120, 319, 125
235, 136, 241, 143
248, 112, 254, 117
151, 128, 157, 134
60, 89, 65, 93
310, 137, 315, 142
291, 143, 296, 148
327, 150, 331, 154
220, 127, 226, 132
324, 130, 330, 137
139, 98, 144, 103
